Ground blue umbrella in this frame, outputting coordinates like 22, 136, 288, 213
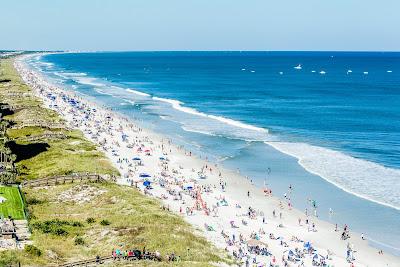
143, 181, 151, 187
159, 157, 166, 160
133, 157, 141, 161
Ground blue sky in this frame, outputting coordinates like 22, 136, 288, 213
1, 0, 399, 51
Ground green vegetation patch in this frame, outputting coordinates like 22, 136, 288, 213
0, 58, 119, 181
0, 183, 231, 266
0, 185, 25, 219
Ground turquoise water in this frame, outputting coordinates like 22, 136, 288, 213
26, 52, 400, 255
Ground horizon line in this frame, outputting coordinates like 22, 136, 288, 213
3, 49, 400, 53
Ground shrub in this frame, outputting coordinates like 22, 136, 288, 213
100, 219, 110, 226
26, 197, 43, 205
31, 219, 83, 236
71, 221, 83, 227
74, 236, 85, 245
86, 217, 96, 224
54, 228, 68, 236
24, 245, 42, 257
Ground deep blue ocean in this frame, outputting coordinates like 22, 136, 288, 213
26, 52, 400, 254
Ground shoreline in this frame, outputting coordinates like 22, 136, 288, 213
33, 52, 400, 213
265, 141, 400, 212
16, 54, 400, 266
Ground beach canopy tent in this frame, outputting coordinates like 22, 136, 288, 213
139, 173, 151, 178
246, 239, 267, 247
313, 254, 325, 260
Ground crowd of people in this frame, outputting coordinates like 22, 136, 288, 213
15, 55, 395, 267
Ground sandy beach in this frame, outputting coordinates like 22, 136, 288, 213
15, 54, 400, 267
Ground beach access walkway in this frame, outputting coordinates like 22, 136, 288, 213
55, 255, 112, 267
21, 174, 106, 188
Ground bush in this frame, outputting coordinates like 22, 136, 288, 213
71, 221, 83, 227
54, 228, 68, 236
86, 217, 96, 224
31, 219, 83, 236
100, 219, 110, 226
74, 236, 85, 245
24, 244, 42, 257
26, 197, 43, 205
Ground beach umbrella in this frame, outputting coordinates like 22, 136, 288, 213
159, 157, 166, 160
133, 157, 141, 161
143, 181, 151, 187
139, 173, 151, 178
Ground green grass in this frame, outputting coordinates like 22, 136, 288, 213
0, 186, 25, 219
0, 57, 231, 267
0, 183, 231, 266
0, 58, 119, 180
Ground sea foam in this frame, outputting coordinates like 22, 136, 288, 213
265, 141, 400, 210
126, 88, 151, 97
153, 96, 268, 134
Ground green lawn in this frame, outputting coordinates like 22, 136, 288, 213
0, 185, 25, 219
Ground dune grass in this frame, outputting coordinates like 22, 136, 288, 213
0, 182, 230, 266
0, 58, 119, 181
0, 185, 25, 219
0, 57, 231, 266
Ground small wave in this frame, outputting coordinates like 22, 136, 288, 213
265, 141, 400, 210
208, 115, 266, 133
53, 72, 68, 79
62, 72, 87, 77
94, 88, 113, 96
367, 236, 400, 253
41, 62, 54, 67
153, 96, 267, 134
153, 97, 206, 117
126, 88, 150, 97
181, 125, 265, 142
74, 77, 105, 87
122, 99, 135, 105
181, 125, 218, 137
